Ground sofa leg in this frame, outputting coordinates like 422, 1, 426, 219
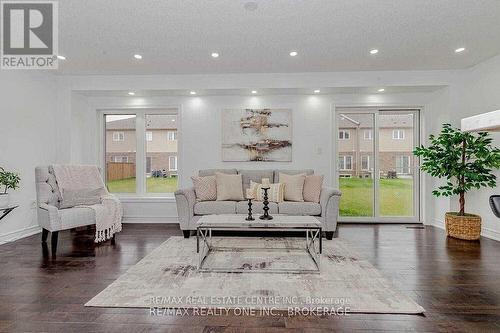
325, 231, 334, 240
111, 234, 116, 245
51, 231, 59, 254
183, 230, 191, 238
41, 229, 49, 243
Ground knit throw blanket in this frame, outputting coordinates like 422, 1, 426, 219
52, 164, 122, 243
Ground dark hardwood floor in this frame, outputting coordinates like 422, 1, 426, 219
0, 223, 500, 332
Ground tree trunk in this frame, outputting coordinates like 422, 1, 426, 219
459, 139, 466, 216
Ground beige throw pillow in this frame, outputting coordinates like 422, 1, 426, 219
191, 175, 217, 201
249, 181, 285, 203
303, 175, 324, 203
216, 173, 244, 201
279, 173, 306, 202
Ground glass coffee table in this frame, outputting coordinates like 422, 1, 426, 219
196, 214, 322, 273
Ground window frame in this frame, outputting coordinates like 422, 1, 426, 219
169, 155, 178, 171
100, 108, 180, 198
146, 131, 153, 142
392, 129, 405, 140
338, 130, 350, 140
167, 131, 177, 141
395, 155, 411, 174
112, 131, 124, 141
338, 155, 353, 170
361, 155, 370, 170
364, 130, 372, 140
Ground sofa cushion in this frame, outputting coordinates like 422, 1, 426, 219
58, 207, 96, 229
191, 175, 217, 201
279, 173, 306, 202
199, 169, 237, 177
238, 169, 274, 191
303, 175, 324, 203
216, 173, 244, 201
236, 201, 278, 214
273, 169, 314, 183
194, 201, 236, 215
278, 202, 321, 215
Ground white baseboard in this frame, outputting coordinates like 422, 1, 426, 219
0, 225, 41, 245
429, 217, 500, 242
122, 216, 179, 224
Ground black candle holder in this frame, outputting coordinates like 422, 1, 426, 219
245, 198, 255, 221
259, 187, 273, 220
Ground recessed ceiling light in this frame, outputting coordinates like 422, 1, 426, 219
289, 51, 298, 57
251, 90, 258, 94
171, 119, 176, 122
57, 55, 66, 60
190, 91, 197, 95
128, 91, 135, 96
134, 54, 142, 59
211, 52, 219, 58
314, 89, 320, 93
378, 88, 385, 92
455, 47, 465, 53
370, 49, 379, 55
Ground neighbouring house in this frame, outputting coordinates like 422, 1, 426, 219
105, 115, 178, 179
338, 114, 414, 178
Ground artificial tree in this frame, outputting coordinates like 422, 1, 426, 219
414, 124, 500, 239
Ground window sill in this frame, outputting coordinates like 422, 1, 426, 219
115, 195, 176, 203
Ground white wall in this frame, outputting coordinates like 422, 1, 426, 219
0, 71, 57, 243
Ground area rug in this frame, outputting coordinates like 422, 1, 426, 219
85, 237, 424, 314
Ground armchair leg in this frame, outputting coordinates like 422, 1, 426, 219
325, 231, 334, 240
183, 230, 191, 238
51, 231, 59, 254
41, 229, 49, 243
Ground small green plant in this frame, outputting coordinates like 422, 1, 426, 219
414, 124, 500, 216
0, 167, 21, 194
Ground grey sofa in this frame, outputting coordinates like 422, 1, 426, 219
174, 169, 341, 239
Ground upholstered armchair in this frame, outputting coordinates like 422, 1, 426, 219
35, 166, 116, 253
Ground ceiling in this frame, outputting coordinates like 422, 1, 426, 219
78, 86, 444, 97
57, 0, 500, 75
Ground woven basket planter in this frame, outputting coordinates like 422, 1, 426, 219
445, 212, 481, 240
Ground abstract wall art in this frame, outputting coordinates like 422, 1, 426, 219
222, 108, 292, 162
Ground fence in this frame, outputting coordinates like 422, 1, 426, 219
106, 162, 136, 181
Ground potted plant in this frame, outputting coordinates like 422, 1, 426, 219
414, 124, 500, 240
0, 167, 21, 207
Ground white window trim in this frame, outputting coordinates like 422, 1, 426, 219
167, 131, 177, 141
113, 131, 124, 141
338, 155, 353, 170
339, 130, 350, 140
100, 109, 181, 197
392, 129, 405, 140
361, 155, 370, 170
395, 155, 411, 174
364, 130, 372, 140
169, 156, 178, 171
146, 131, 153, 141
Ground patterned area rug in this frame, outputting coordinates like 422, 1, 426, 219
85, 237, 424, 314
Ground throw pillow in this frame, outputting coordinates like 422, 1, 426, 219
303, 175, 324, 203
279, 172, 306, 202
249, 181, 285, 203
191, 175, 217, 201
216, 172, 244, 201
59, 187, 105, 209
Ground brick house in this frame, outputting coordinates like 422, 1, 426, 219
338, 114, 414, 178
105, 115, 178, 177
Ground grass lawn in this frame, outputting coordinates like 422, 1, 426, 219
339, 177, 413, 217
106, 177, 178, 193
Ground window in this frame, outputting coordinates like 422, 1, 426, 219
361, 155, 370, 170
112, 156, 128, 163
112, 131, 124, 141
105, 116, 136, 193
169, 156, 178, 171
338, 155, 353, 170
395, 155, 411, 174
167, 131, 177, 141
364, 130, 372, 140
339, 130, 350, 140
104, 112, 179, 195
392, 129, 405, 140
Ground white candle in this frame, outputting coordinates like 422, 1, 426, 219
246, 189, 254, 199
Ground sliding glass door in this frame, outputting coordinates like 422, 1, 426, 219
335, 108, 420, 222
